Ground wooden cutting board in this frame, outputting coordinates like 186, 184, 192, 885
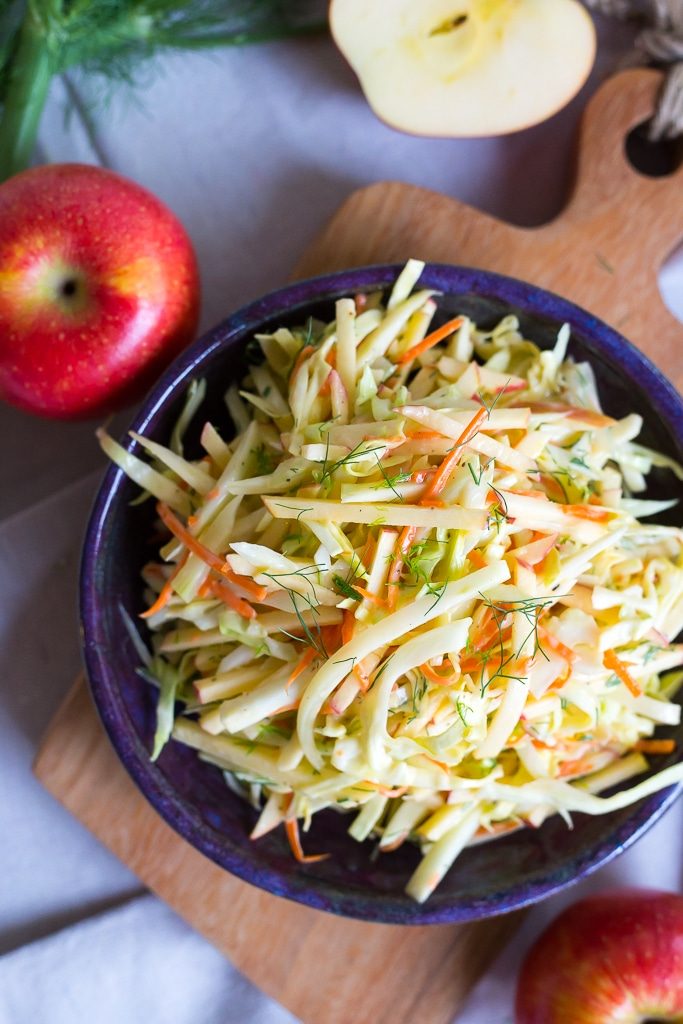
295, 69, 683, 388
34, 68, 682, 1024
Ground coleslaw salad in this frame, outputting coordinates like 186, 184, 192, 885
100, 260, 683, 902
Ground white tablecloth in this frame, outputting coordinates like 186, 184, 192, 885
1, 14, 682, 1023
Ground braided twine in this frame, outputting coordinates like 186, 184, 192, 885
584, 0, 683, 138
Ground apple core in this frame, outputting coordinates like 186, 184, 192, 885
54, 269, 89, 314
59, 278, 77, 298
331, 0, 597, 137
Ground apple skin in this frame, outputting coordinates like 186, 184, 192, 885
516, 888, 683, 1024
0, 163, 200, 419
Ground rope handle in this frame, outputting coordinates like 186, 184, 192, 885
584, 0, 683, 139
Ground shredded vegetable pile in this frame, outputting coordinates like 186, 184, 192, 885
100, 260, 683, 903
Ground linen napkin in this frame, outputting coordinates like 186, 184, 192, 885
0, 795, 680, 1024
0, 895, 295, 1024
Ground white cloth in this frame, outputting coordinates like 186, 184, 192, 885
0, 896, 295, 1024
1, 14, 682, 1024
0, 477, 140, 953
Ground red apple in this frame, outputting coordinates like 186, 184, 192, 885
516, 888, 683, 1024
0, 163, 200, 418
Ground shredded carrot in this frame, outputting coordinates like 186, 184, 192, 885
421, 662, 458, 685
420, 407, 488, 502
140, 578, 174, 619
204, 577, 256, 620
341, 608, 355, 646
495, 655, 532, 681
361, 782, 408, 798
290, 344, 314, 382
505, 488, 548, 500
288, 647, 318, 687
603, 649, 642, 697
385, 525, 418, 610
458, 658, 478, 675
359, 532, 376, 573
157, 502, 230, 575
409, 467, 435, 484
318, 372, 331, 397
220, 568, 268, 601
284, 818, 329, 864
538, 626, 577, 664
563, 503, 612, 523
405, 429, 444, 441
462, 606, 507, 661
353, 653, 379, 691
140, 552, 189, 618
549, 664, 571, 689
467, 549, 488, 570
397, 316, 464, 365
354, 584, 387, 607
270, 700, 301, 715
460, 641, 511, 674
634, 739, 676, 755
321, 623, 343, 655
156, 503, 267, 601
474, 623, 511, 658
558, 755, 600, 779
530, 736, 556, 751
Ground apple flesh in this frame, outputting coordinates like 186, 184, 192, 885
0, 163, 200, 419
330, 0, 596, 137
516, 889, 683, 1024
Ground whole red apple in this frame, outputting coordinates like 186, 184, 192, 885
0, 163, 200, 418
516, 888, 683, 1024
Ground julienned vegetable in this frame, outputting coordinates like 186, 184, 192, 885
100, 260, 683, 903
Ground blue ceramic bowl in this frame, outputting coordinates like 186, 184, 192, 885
80, 264, 683, 925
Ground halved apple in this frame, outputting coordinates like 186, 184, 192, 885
330, 0, 597, 137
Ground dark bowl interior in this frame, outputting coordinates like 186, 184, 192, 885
81, 264, 683, 925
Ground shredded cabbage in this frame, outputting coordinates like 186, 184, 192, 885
103, 262, 683, 903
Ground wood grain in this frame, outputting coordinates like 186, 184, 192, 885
35, 681, 520, 1024
34, 66, 681, 1024
295, 69, 683, 390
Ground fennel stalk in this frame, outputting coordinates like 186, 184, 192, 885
0, 0, 326, 182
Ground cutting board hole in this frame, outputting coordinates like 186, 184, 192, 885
625, 121, 683, 178
659, 241, 683, 325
